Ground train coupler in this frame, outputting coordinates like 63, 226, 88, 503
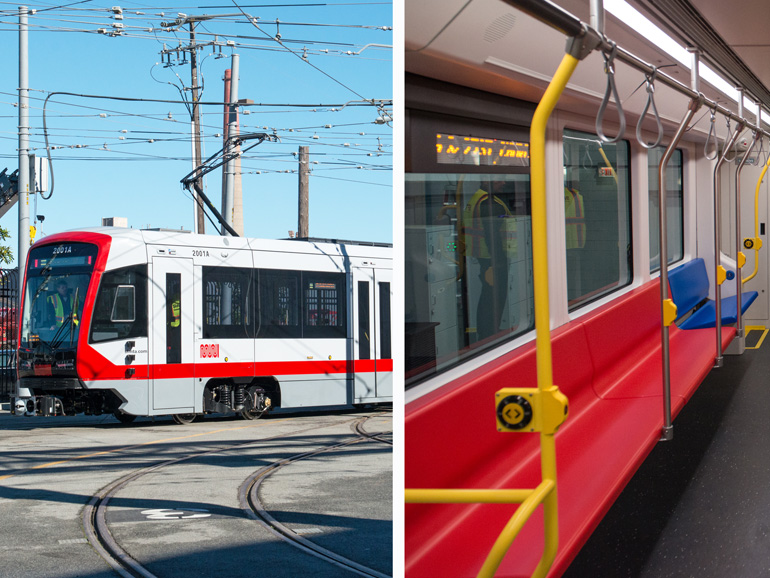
11, 396, 66, 417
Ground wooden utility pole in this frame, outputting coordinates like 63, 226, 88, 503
298, 146, 309, 238
189, 21, 205, 234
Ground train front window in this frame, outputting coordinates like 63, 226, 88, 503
21, 242, 97, 349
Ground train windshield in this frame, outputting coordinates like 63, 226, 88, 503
21, 242, 98, 349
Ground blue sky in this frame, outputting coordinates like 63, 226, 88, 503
0, 0, 392, 267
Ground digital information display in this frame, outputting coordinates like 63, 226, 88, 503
29, 243, 97, 272
436, 133, 530, 167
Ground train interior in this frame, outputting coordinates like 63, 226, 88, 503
404, 0, 770, 576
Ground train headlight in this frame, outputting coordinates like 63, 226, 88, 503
14, 398, 26, 416
25, 398, 37, 416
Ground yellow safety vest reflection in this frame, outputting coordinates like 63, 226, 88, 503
170, 299, 180, 328
564, 187, 586, 249
461, 189, 517, 259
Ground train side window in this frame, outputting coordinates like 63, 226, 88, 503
379, 281, 392, 359
257, 270, 301, 339
358, 281, 371, 359
405, 110, 534, 387
111, 286, 135, 322
89, 265, 148, 343
202, 267, 253, 339
303, 272, 346, 339
649, 147, 684, 272
166, 273, 181, 364
563, 129, 632, 310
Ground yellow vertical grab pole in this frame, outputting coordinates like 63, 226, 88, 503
515, 51, 579, 578
742, 152, 770, 285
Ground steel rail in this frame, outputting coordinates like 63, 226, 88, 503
82, 415, 389, 578
240, 416, 392, 578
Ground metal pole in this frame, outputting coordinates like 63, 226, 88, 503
713, 122, 745, 367
189, 22, 205, 235
735, 130, 759, 345
504, 0, 770, 139
298, 145, 309, 238
590, 0, 604, 37
688, 47, 700, 94
17, 5, 31, 400
223, 54, 239, 236
221, 68, 231, 223
658, 96, 702, 441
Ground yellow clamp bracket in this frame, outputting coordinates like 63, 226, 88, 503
495, 387, 569, 435
744, 237, 763, 251
663, 298, 678, 327
738, 252, 746, 269
717, 265, 727, 286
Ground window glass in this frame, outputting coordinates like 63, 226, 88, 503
111, 286, 135, 322
563, 129, 632, 309
649, 147, 684, 271
89, 265, 148, 343
405, 172, 533, 386
23, 242, 96, 349
379, 282, 392, 360
303, 272, 346, 339
258, 270, 300, 338
358, 281, 371, 359
202, 267, 252, 339
166, 273, 181, 364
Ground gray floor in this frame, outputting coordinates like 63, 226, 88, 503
563, 340, 770, 578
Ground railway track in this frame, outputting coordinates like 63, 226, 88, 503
82, 413, 392, 578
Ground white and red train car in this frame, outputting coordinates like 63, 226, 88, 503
13, 228, 392, 423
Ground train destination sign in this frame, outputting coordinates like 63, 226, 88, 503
436, 133, 530, 167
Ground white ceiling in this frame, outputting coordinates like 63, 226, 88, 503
687, 0, 770, 93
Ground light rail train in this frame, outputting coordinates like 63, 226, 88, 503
13, 228, 392, 424
405, 0, 770, 576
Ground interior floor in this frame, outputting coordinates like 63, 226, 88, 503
563, 329, 770, 577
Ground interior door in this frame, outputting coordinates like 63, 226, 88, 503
151, 257, 195, 411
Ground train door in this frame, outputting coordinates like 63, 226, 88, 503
352, 267, 393, 401
150, 257, 195, 412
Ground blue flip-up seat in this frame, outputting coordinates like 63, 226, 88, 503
668, 258, 758, 330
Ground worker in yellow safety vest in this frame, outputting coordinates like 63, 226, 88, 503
460, 183, 516, 342
48, 279, 78, 330
564, 186, 586, 249
170, 299, 181, 328
461, 188, 518, 260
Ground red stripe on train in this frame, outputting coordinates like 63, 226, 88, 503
77, 344, 392, 381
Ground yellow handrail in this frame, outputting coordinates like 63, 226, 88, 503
743, 152, 770, 284
405, 52, 578, 578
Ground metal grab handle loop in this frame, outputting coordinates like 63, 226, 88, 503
636, 67, 664, 149
751, 134, 763, 166
704, 108, 718, 160
581, 144, 594, 169
724, 117, 737, 162
596, 42, 626, 143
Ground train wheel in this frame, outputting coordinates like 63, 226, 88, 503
172, 413, 198, 425
113, 411, 136, 424
239, 387, 266, 420
238, 408, 264, 420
